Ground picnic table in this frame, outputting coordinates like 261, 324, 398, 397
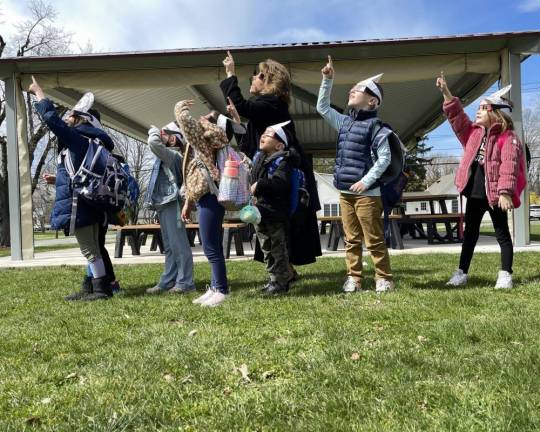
318, 193, 464, 251
112, 222, 248, 259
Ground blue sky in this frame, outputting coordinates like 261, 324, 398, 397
3, 0, 540, 157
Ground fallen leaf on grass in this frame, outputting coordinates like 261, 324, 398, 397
236, 364, 251, 382
124, 314, 131, 319
40, 397, 51, 404
417, 336, 428, 343
163, 373, 175, 382
188, 330, 198, 337
181, 375, 193, 384
351, 352, 361, 361
223, 387, 232, 396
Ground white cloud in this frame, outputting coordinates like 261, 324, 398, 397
1, 0, 449, 55
518, 0, 540, 12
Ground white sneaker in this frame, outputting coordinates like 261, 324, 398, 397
200, 291, 229, 307
375, 279, 395, 293
342, 276, 361, 293
192, 286, 215, 304
446, 269, 468, 287
495, 270, 513, 289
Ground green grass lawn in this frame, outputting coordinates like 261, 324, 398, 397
480, 220, 540, 242
1, 253, 540, 431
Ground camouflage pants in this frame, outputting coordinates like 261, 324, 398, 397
255, 220, 290, 285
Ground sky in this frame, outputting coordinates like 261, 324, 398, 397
2, 0, 540, 159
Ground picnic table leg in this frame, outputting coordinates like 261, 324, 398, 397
327, 222, 335, 249
439, 199, 454, 241
156, 231, 164, 253
331, 221, 341, 251
130, 230, 141, 255
390, 220, 404, 249
223, 227, 232, 259
233, 228, 244, 256
114, 230, 124, 258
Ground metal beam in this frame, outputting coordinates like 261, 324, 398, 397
291, 83, 343, 114
46, 87, 148, 141
4, 75, 23, 260
187, 85, 220, 112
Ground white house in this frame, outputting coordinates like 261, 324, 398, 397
314, 172, 341, 217
405, 173, 463, 215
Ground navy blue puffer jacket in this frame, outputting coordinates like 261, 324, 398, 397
35, 99, 114, 233
333, 110, 380, 191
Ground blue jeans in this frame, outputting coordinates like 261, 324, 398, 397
197, 194, 228, 294
157, 202, 195, 290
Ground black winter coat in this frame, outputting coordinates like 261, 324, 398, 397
220, 76, 322, 264
252, 149, 300, 222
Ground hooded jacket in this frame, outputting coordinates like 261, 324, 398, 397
252, 147, 301, 221
35, 98, 112, 232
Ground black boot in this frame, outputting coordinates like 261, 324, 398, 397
81, 277, 113, 301
64, 276, 93, 301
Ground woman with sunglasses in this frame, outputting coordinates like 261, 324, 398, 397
220, 51, 322, 276
436, 72, 526, 289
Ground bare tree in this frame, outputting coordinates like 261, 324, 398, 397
0, 0, 72, 246
425, 154, 460, 186
107, 129, 154, 224
523, 105, 540, 194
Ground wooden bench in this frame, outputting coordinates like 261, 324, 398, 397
318, 213, 463, 251
113, 222, 248, 259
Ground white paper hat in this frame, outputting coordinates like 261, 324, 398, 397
355, 73, 384, 104
217, 114, 247, 136
484, 85, 513, 112
161, 121, 185, 144
69, 92, 103, 129
268, 120, 291, 147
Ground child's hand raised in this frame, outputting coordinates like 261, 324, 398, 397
28, 75, 45, 101
436, 71, 453, 101
226, 97, 241, 123
321, 56, 334, 79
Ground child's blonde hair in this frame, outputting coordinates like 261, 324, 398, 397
258, 59, 291, 106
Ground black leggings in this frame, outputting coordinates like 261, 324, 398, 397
459, 198, 513, 274
99, 224, 116, 281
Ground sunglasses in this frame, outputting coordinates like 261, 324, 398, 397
250, 70, 265, 83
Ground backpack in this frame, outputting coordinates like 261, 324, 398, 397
111, 163, 140, 226
62, 137, 129, 234
496, 131, 527, 208
216, 145, 251, 210
263, 154, 309, 215
372, 121, 408, 210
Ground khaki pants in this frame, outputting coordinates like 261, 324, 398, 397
339, 193, 392, 282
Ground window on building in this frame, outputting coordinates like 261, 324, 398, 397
452, 199, 459, 213
324, 203, 341, 216
420, 202, 427, 211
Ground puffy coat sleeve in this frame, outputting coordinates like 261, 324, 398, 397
174, 101, 228, 152
255, 159, 291, 197
497, 131, 523, 196
220, 75, 275, 119
443, 97, 475, 148
34, 98, 89, 153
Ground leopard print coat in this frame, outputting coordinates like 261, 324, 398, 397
175, 101, 228, 203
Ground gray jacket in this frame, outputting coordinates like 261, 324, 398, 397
145, 128, 183, 210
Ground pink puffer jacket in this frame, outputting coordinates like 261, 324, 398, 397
443, 97, 526, 207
